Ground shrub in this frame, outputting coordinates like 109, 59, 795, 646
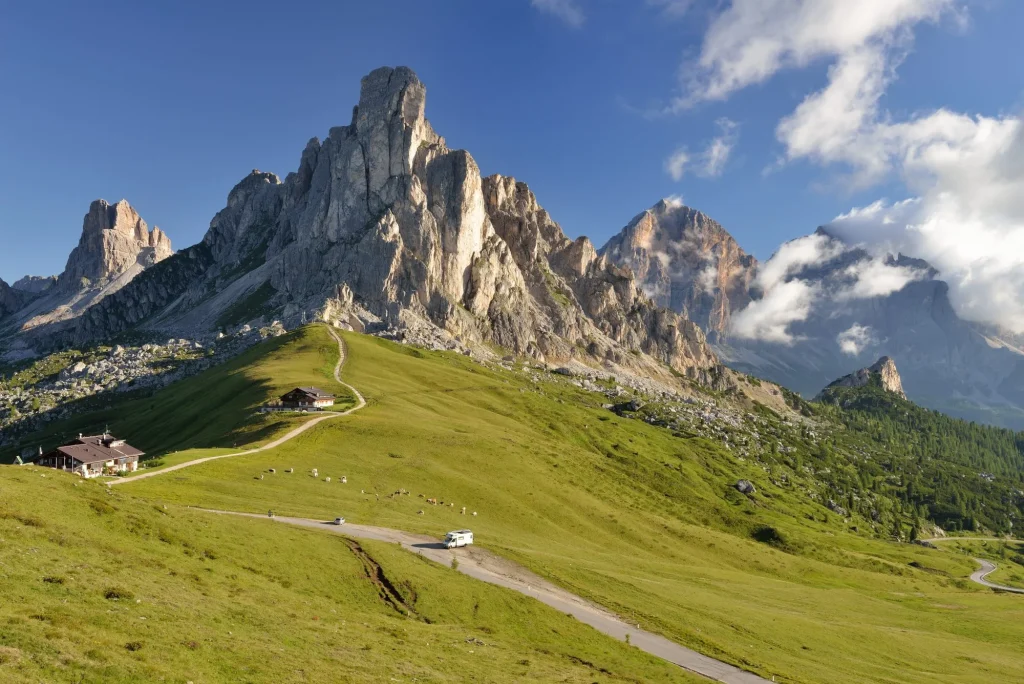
104, 587, 134, 601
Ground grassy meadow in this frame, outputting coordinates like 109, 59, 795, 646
1, 329, 356, 463
0, 465, 698, 683
107, 326, 1024, 684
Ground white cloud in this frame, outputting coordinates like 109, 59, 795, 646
648, 0, 696, 19
665, 148, 690, 181
531, 0, 585, 28
678, 1, 1024, 333
682, 0, 953, 105
664, 118, 740, 180
731, 279, 817, 344
755, 233, 844, 291
837, 323, 876, 355
730, 233, 925, 343
835, 258, 925, 300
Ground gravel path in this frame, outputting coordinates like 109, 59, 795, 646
110, 327, 365, 486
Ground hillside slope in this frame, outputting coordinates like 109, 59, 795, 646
0, 466, 694, 683
69, 326, 1021, 684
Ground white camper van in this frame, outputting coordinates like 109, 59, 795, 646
444, 529, 474, 549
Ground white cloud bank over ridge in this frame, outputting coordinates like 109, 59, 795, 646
684, 0, 1024, 335
729, 233, 928, 344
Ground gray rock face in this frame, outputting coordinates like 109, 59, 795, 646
601, 205, 1024, 428
0, 200, 175, 343
58, 199, 173, 292
11, 275, 57, 295
824, 356, 907, 399
33, 66, 721, 384
735, 479, 756, 494
0, 278, 21, 318
600, 199, 756, 340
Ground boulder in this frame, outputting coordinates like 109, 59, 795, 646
735, 479, 756, 494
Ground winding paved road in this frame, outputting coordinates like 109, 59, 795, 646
922, 536, 1024, 594
110, 327, 365, 486
202, 510, 770, 684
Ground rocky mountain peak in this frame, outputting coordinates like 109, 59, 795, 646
58, 199, 172, 291
825, 356, 907, 399
17, 66, 721, 387
0, 278, 20, 318
600, 198, 757, 339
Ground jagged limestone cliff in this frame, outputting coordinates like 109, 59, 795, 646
16, 67, 720, 383
0, 200, 173, 343
822, 356, 907, 399
600, 199, 756, 340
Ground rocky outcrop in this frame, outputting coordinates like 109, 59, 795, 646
0, 278, 21, 318
483, 176, 718, 378
823, 356, 906, 399
16, 66, 721, 384
600, 200, 757, 340
58, 199, 172, 292
11, 276, 56, 295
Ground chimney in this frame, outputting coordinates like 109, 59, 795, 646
78, 433, 83, 440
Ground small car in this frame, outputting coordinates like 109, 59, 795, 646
333, 517, 346, 525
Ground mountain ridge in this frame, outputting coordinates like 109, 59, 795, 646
0, 66, 722, 387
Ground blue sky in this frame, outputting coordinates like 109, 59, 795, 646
1, 0, 1023, 288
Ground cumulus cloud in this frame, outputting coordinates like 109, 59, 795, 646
681, 0, 953, 105
835, 258, 926, 300
665, 148, 690, 181
531, 0, 585, 28
754, 233, 844, 291
676, 1, 1024, 333
837, 323, 877, 355
665, 118, 739, 180
731, 280, 818, 344
730, 233, 926, 343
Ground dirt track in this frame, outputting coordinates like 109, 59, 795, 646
111, 327, 364, 486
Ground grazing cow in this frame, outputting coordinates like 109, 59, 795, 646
361, 489, 365, 494
427, 498, 437, 505
472, 512, 477, 516
417, 510, 424, 515
418, 494, 424, 498
461, 507, 466, 515
269, 468, 276, 474
312, 469, 318, 478
449, 503, 455, 508
325, 477, 331, 483
286, 468, 294, 473
341, 476, 347, 484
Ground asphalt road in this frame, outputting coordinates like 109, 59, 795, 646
111, 327, 365, 486
202, 509, 770, 684
921, 536, 1024, 594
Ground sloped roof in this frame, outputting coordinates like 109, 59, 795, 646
51, 434, 144, 465
289, 387, 334, 399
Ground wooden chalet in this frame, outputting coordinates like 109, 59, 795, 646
279, 387, 335, 409
34, 433, 143, 478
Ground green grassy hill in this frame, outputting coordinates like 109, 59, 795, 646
0, 466, 695, 683
4, 325, 1024, 683
1, 329, 356, 463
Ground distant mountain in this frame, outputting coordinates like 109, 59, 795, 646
602, 200, 1024, 429
820, 356, 906, 399
0, 199, 173, 359
1, 67, 722, 386
599, 199, 756, 341
0, 278, 22, 318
